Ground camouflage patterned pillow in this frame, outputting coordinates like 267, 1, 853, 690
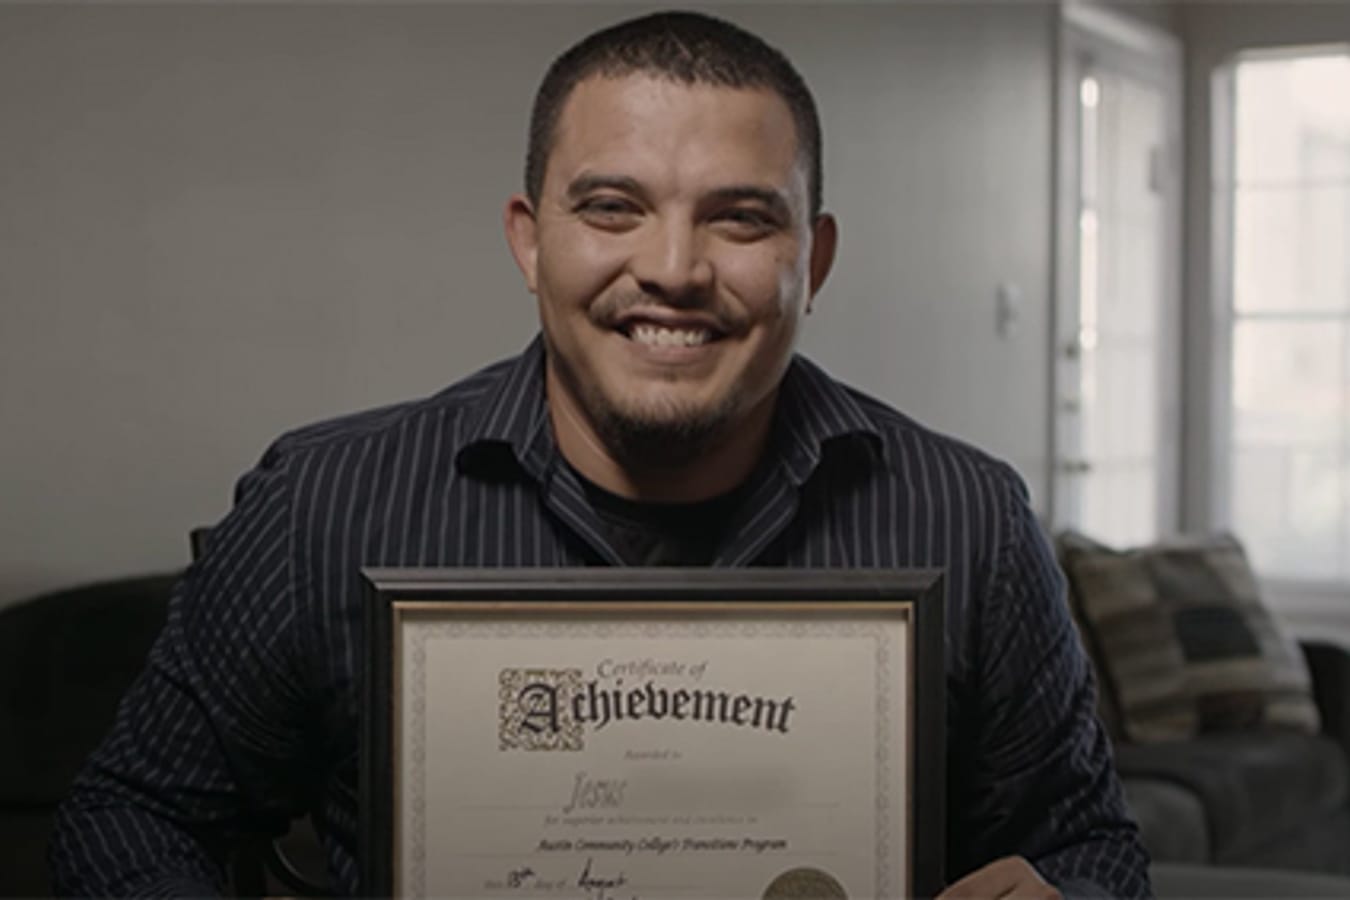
1057, 530, 1320, 744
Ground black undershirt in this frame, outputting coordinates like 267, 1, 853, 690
571, 466, 750, 566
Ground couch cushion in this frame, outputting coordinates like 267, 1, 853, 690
1058, 531, 1320, 743
1234, 805, 1350, 875
1151, 862, 1350, 898
1114, 733, 1348, 860
0, 574, 176, 804
1121, 777, 1209, 863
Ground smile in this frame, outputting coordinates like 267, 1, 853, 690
627, 323, 714, 348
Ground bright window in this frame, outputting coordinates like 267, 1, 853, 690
1220, 50, 1350, 581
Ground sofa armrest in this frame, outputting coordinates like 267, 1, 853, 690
1302, 640, 1350, 757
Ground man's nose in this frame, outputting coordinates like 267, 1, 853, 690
630, 219, 714, 304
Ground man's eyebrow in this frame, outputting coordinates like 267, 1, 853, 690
565, 174, 643, 200
705, 186, 792, 220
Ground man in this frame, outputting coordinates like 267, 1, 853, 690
51, 11, 1149, 899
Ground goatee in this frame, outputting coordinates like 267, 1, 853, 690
593, 401, 735, 470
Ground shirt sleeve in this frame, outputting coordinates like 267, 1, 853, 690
947, 468, 1153, 899
49, 444, 314, 897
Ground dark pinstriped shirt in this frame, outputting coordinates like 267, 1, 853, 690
51, 337, 1150, 898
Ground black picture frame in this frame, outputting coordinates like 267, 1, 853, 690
360, 567, 945, 899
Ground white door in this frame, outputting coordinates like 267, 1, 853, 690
1052, 5, 1183, 547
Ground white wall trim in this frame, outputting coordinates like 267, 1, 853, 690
1203, 63, 1236, 529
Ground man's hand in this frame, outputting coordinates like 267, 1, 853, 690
937, 856, 1063, 899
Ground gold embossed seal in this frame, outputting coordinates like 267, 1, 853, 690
762, 867, 848, 899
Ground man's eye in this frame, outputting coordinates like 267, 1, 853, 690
576, 198, 640, 220
714, 208, 779, 237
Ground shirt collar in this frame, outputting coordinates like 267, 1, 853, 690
456, 335, 883, 486
770, 354, 884, 486
456, 335, 556, 482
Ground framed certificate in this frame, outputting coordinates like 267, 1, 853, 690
361, 568, 944, 899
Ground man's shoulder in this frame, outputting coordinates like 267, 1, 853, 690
859, 391, 1014, 476
795, 359, 1025, 497
264, 355, 518, 462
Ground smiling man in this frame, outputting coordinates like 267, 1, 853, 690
51, 11, 1149, 899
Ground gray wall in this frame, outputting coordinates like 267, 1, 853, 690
0, 3, 1057, 607
1177, 2, 1350, 529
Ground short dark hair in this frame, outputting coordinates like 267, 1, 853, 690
525, 10, 824, 217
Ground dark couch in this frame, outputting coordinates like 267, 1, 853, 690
1117, 639, 1350, 875
0, 573, 176, 897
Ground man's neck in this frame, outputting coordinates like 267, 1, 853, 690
545, 369, 774, 504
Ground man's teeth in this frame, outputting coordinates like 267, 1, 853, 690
629, 324, 712, 347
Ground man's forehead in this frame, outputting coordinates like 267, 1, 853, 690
545, 73, 806, 195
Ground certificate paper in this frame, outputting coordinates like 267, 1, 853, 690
363, 570, 944, 900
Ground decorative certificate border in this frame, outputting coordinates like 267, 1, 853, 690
360, 569, 946, 900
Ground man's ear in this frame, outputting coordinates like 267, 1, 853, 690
503, 193, 540, 294
808, 212, 838, 301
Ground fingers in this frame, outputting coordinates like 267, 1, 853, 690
936, 856, 1064, 900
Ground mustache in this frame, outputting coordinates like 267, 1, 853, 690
589, 289, 748, 333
